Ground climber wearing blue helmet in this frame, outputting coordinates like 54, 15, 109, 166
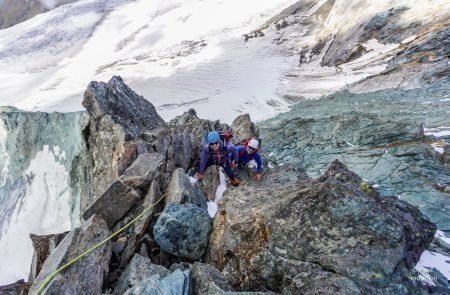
197, 131, 240, 186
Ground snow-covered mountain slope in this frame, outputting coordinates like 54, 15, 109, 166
1, 0, 448, 123
0, 0, 77, 29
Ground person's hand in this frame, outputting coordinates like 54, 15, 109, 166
231, 162, 238, 168
197, 173, 205, 181
255, 173, 262, 181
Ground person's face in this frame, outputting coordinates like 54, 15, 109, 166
210, 141, 220, 151
247, 146, 255, 154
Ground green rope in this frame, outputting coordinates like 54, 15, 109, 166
36, 193, 167, 295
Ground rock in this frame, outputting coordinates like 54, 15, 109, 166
169, 108, 201, 126
154, 203, 212, 260
206, 161, 436, 294
0, 280, 30, 295
82, 76, 165, 137
80, 76, 166, 210
202, 166, 221, 201
117, 180, 163, 269
260, 85, 450, 230
28, 232, 69, 284
123, 269, 191, 295
120, 152, 165, 190
231, 114, 259, 144
141, 109, 232, 188
29, 215, 111, 295
192, 262, 235, 295
83, 179, 142, 229
113, 254, 170, 295
170, 262, 192, 272
166, 168, 207, 209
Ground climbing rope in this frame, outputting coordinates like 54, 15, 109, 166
36, 193, 167, 295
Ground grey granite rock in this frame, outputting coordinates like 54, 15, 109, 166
206, 161, 435, 294
29, 215, 111, 295
113, 254, 170, 295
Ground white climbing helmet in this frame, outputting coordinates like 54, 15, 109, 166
248, 138, 259, 149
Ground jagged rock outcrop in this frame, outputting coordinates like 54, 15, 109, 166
260, 85, 450, 230
29, 215, 111, 294
206, 161, 436, 294
154, 203, 212, 260
80, 76, 166, 209
28, 232, 69, 285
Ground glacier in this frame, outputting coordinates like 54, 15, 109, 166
0, 108, 86, 284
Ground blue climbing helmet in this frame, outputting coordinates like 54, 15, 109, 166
207, 131, 220, 144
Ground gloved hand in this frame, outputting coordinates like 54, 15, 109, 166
255, 173, 262, 181
197, 173, 205, 181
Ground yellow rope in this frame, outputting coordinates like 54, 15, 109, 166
36, 193, 167, 295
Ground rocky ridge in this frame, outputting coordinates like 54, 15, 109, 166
18, 77, 443, 294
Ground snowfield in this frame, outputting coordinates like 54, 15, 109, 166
2, 0, 448, 122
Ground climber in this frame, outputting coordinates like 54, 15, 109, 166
197, 131, 240, 186
236, 138, 263, 181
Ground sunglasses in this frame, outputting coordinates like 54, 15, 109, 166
210, 141, 220, 146
247, 146, 255, 151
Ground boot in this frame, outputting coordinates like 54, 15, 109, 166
230, 177, 240, 187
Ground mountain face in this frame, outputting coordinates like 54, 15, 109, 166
0, 0, 449, 291
0, 0, 77, 29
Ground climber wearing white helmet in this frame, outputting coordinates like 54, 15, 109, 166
236, 138, 263, 181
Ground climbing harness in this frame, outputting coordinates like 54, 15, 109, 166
36, 193, 167, 295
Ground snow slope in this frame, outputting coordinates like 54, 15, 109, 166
2, 0, 447, 122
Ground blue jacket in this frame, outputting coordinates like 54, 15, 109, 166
199, 141, 238, 174
236, 146, 263, 173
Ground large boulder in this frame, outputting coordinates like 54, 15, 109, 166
231, 114, 259, 144
166, 168, 207, 209
206, 161, 436, 294
29, 215, 111, 295
120, 152, 165, 190
113, 254, 170, 295
154, 203, 212, 260
123, 269, 191, 295
82, 179, 142, 229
